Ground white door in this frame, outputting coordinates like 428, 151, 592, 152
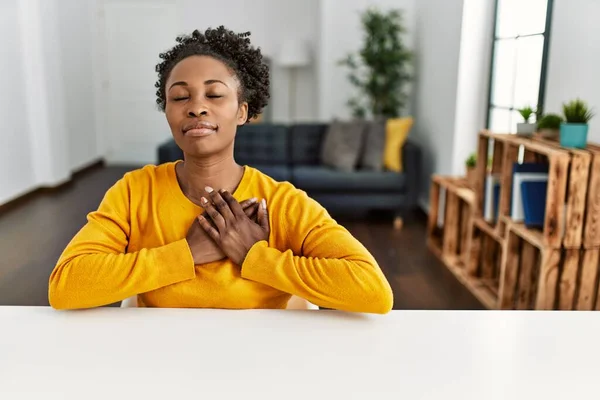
98, 0, 179, 165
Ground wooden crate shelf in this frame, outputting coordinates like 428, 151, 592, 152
477, 131, 574, 249
530, 136, 600, 249
583, 143, 600, 248
443, 257, 498, 310
500, 221, 600, 310
428, 130, 600, 310
466, 217, 503, 282
498, 222, 544, 310
427, 176, 475, 267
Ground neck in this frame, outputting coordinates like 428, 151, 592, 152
177, 153, 244, 205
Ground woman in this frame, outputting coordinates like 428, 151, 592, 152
48, 27, 393, 313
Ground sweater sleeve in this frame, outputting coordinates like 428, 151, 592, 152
240, 189, 393, 314
48, 174, 196, 310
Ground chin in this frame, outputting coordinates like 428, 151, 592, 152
186, 138, 229, 158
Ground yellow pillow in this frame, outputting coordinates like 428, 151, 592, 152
383, 117, 414, 172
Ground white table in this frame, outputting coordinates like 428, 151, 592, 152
0, 307, 599, 400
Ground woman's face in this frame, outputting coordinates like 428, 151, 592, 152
164, 55, 248, 158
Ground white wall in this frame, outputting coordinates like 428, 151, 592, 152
96, 0, 319, 165
0, 0, 98, 206
56, 0, 101, 171
178, 0, 320, 123
545, 0, 600, 143
0, 0, 37, 205
412, 0, 465, 207
452, 0, 495, 176
317, 0, 416, 121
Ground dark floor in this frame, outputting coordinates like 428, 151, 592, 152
0, 166, 483, 309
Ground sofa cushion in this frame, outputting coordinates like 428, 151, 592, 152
234, 124, 288, 165
290, 124, 328, 165
248, 164, 292, 182
293, 166, 406, 192
383, 117, 414, 172
320, 120, 366, 172
358, 118, 386, 171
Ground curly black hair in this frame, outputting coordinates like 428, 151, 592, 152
154, 26, 270, 122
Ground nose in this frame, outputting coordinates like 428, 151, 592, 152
187, 100, 208, 117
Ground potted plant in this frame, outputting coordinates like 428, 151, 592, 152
339, 8, 412, 118
465, 153, 477, 187
560, 99, 594, 148
516, 106, 536, 136
536, 113, 563, 139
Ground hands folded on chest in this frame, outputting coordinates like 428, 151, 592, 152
185, 187, 269, 266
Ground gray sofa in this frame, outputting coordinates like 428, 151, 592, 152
158, 123, 422, 221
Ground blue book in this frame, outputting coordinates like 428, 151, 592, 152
521, 180, 547, 228
511, 163, 549, 221
512, 162, 549, 174
484, 174, 501, 221
493, 181, 501, 220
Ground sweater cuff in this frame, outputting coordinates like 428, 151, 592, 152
152, 239, 196, 285
241, 240, 277, 285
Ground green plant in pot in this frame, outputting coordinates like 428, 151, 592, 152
536, 113, 563, 139
516, 106, 536, 136
465, 152, 477, 187
561, 99, 594, 148
339, 8, 412, 118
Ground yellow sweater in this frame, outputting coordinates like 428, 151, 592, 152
48, 162, 393, 313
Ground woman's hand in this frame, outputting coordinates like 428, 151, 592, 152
199, 187, 270, 266
186, 197, 259, 265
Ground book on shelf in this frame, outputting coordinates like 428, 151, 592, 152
511, 163, 549, 223
484, 174, 501, 222
521, 180, 548, 228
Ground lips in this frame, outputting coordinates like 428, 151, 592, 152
182, 120, 218, 135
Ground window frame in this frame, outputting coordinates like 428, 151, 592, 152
485, 0, 555, 130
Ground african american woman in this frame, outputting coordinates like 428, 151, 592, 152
48, 27, 393, 313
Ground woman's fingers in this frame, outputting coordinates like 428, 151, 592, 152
244, 203, 260, 219
201, 196, 226, 231
220, 190, 247, 219
258, 199, 270, 231
239, 197, 258, 210
197, 215, 220, 242
203, 197, 256, 219
205, 186, 235, 225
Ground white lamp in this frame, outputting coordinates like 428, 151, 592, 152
277, 39, 311, 122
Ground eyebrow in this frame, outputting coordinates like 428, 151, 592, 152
168, 80, 228, 90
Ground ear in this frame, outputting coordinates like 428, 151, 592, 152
237, 102, 249, 125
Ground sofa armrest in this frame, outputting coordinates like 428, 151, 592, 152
157, 139, 184, 164
401, 139, 422, 209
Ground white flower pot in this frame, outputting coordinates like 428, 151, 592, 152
517, 122, 536, 136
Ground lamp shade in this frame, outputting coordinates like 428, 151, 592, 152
277, 39, 311, 68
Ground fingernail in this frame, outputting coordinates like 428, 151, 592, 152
201, 197, 208, 204
197, 215, 204, 221
205, 186, 213, 193
250, 197, 257, 203
261, 199, 267, 209
220, 189, 227, 193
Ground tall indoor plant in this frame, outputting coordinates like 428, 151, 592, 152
561, 99, 595, 148
339, 8, 412, 118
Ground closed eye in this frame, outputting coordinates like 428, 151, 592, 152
173, 97, 189, 101
207, 95, 223, 98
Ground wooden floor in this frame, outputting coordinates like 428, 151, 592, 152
0, 166, 483, 309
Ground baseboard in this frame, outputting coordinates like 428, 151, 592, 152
71, 157, 106, 178
72, 158, 105, 178
0, 159, 105, 216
